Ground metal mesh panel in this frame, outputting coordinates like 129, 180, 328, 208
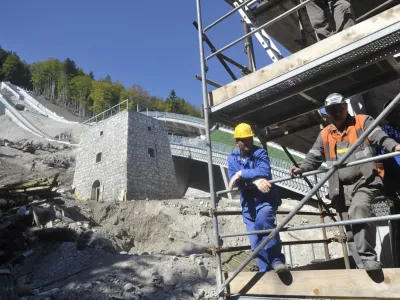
372, 195, 391, 217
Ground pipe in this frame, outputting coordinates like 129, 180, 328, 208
195, 75, 223, 88
203, 0, 258, 32
206, 239, 330, 254
216, 151, 400, 196
282, 145, 335, 222
220, 213, 400, 238
217, 92, 400, 295
196, 0, 224, 291
206, 0, 314, 61
199, 209, 334, 217
337, 212, 351, 269
316, 177, 331, 262
356, 0, 396, 23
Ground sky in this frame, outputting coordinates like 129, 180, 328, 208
1, 0, 290, 108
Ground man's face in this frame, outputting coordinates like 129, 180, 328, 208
235, 137, 253, 153
325, 103, 348, 123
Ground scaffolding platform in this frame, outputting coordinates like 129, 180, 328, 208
209, 6, 400, 131
252, 0, 398, 54
227, 268, 400, 299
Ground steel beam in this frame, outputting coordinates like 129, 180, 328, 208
196, 0, 224, 292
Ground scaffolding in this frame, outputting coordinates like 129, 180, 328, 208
195, 0, 400, 298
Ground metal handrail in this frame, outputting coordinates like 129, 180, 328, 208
203, 0, 258, 32
220, 213, 400, 239
216, 151, 400, 196
205, 0, 314, 61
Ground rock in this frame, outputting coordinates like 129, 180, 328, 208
45, 221, 53, 228
189, 254, 197, 261
123, 283, 135, 292
123, 292, 139, 300
164, 274, 178, 286
110, 215, 119, 226
183, 284, 193, 295
82, 282, 92, 289
172, 256, 178, 261
194, 289, 205, 299
199, 201, 204, 205
191, 231, 199, 239
168, 234, 174, 241
151, 274, 163, 282
33, 289, 40, 295
141, 285, 157, 294
197, 265, 208, 279
128, 247, 136, 255
22, 144, 36, 154
120, 251, 128, 255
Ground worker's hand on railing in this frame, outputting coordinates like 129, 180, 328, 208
395, 145, 400, 152
253, 178, 271, 193
228, 171, 242, 190
289, 167, 304, 177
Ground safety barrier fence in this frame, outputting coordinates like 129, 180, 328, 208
169, 136, 330, 199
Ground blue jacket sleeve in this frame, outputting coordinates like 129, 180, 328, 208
240, 149, 271, 180
228, 155, 238, 180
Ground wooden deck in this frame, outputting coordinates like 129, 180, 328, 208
227, 268, 400, 299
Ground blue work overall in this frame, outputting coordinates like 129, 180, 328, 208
228, 146, 285, 271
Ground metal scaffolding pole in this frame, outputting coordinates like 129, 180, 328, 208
282, 145, 335, 221
206, 0, 314, 61
203, 0, 257, 32
220, 213, 400, 238
217, 92, 400, 295
216, 151, 400, 196
196, 0, 223, 291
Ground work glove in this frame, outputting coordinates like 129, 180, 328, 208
253, 178, 271, 193
228, 171, 242, 190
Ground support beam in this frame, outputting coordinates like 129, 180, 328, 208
386, 56, 400, 74
220, 165, 233, 200
227, 269, 400, 298
195, 75, 223, 88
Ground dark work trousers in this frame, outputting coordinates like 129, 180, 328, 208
306, 0, 356, 40
338, 182, 379, 268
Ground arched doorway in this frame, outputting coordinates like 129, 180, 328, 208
91, 180, 101, 201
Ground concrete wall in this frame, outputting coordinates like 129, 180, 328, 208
127, 111, 179, 200
73, 110, 179, 201
73, 112, 129, 201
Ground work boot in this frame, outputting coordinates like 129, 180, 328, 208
272, 262, 288, 274
362, 260, 382, 271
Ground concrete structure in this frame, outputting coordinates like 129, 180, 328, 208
73, 110, 179, 201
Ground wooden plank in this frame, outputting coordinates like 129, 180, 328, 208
210, 5, 400, 107
227, 268, 400, 298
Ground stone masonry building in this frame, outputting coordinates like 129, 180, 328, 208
73, 110, 179, 201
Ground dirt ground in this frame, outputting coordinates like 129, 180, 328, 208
0, 113, 344, 300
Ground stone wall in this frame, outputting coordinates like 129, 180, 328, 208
73, 112, 128, 201
127, 110, 179, 199
73, 110, 179, 201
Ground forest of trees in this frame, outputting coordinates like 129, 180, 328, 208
0, 46, 200, 118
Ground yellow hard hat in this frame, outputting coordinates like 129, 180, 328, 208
234, 123, 254, 139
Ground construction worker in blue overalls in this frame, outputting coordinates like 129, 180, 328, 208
228, 123, 287, 273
